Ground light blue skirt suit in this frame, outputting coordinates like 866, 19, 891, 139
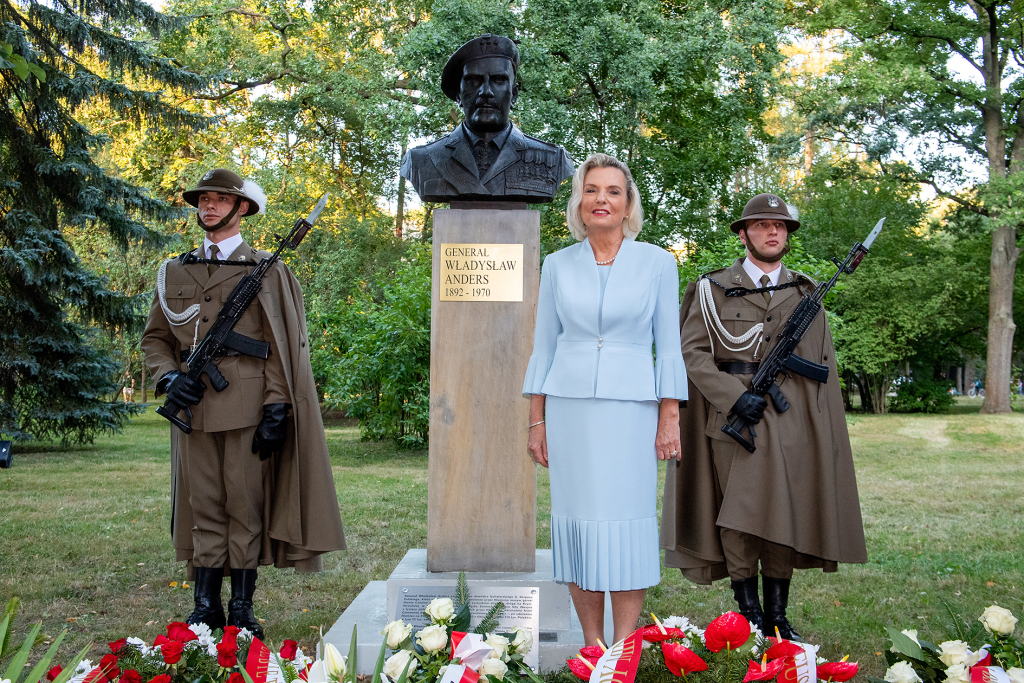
523, 237, 688, 591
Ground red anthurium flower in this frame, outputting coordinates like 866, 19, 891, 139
148, 676, 171, 683
228, 673, 246, 683
817, 662, 859, 682
98, 654, 121, 682
640, 625, 688, 643
120, 670, 142, 683
46, 666, 63, 682
217, 642, 239, 668
765, 640, 804, 661
662, 642, 709, 676
160, 641, 185, 666
109, 639, 129, 654
221, 626, 241, 649
280, 640, 299, 660
743, 658, 787, 682
166, 623, 198, 643
704, 612, 751, 653
567, 657, 595, 681
579, 646, 604, 660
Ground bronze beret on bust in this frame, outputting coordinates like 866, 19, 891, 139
730, 192, 800, 233
441, 34, 520, 101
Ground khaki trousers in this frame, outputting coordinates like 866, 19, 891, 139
178, 425, 267, 569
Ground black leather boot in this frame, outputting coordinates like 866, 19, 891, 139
730, 576, 764, 632
762, 576, 803, 642
228, 568, 264, 641
187, 567, 226, 631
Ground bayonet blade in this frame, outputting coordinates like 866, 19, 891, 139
863, 217, 885, 249
305, 193, 329, 226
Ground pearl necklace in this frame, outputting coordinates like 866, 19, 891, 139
595, 255, 616, 265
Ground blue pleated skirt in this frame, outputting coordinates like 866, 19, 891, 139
545, 396, 661, 592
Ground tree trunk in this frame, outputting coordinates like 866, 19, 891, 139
981, 221, 1020, 412
141, 364, 147, 403
855, 372, 872, 413
396, 139, 407, 239
955, 365, 963, 395
867, 375, 888, 415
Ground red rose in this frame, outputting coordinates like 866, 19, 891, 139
662, 643, 709, 676
109, 639, 129, 654
120, 670, 142, 683
704, 612, 751, 653
228, 674, 246, 683
46, 666, 63, 682
221, 626, 241, 649
99, 654, 121, 682
279, 640, 299, 661
217, 642, 238, 668
161, 641, 185, 665
148, 676, 172, 683
153, 635, 171, 647
166, 622, 198, 643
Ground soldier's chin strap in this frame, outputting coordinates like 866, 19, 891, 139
196, 197, 242, 231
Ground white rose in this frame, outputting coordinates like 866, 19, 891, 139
1006, 668, 1024, 683
980, 605, 1018, 636
416, 624, 450, 653
323, 643, 348, 682
478, 658, 508, 680
425, 598, 455, 623
381, 620, 413, 650
945, 665, 971, 683
485, 634, 510, 661
509, 626, 533, 655
884, 661, 923, 683
382, 650, 418, 681
938, 641, 972, 667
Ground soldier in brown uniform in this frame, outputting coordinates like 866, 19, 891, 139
660, 193, 866, 641
142, 169, 345, 639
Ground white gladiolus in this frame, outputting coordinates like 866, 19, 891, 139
509, 626, 533, 655
979, 605, 1018, 636
382, 650, 418, 681
485, 634, 510, 661
381, 620, 413, 650
323, 643, 347, 681
479, 658, 508, 680
1006, 668, 1024, 683
425, 598, 455, 623
884, 661, 923, 683
416, 624, 450, 653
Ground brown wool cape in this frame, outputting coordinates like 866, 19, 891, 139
660, 259, 867, 584
146, 244, 345, 576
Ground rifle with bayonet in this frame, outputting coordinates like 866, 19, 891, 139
156, 193, 329, 434
721, 218, 886, 453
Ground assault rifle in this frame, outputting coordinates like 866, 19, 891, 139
721, 218, 886, 453
156, 193, 329, 434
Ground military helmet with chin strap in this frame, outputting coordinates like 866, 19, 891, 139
183, 168, 266, 230
730, 193, 800, 233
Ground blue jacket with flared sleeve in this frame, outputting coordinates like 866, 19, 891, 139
522, 237, 688, 402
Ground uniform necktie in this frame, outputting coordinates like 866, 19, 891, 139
474, 139, 499, 178
760, 274, 772, 307
208, 244, 220, 277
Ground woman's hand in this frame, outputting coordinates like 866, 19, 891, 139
656, 399, 682, 461
528, 423, 549, 468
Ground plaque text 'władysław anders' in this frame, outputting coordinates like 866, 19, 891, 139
439, 244, 524, 302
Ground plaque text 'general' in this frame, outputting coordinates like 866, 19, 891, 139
440, 244, 523, 302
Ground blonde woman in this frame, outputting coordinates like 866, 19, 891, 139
522, 153, 687, 646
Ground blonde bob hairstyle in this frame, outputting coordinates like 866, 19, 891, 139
566, 153, 644, 241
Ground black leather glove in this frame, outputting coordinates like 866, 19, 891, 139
252, 403, 291, 460
731, 392, 767, 424
160, 371, 206, 406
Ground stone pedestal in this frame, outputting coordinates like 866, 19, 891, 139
324, 550, 612, 673
427, 209, 539, 572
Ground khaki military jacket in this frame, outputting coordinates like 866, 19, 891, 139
661, 258, 866, 584
142, 241, 346, 573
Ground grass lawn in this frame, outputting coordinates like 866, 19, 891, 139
2, 399, 1023, 678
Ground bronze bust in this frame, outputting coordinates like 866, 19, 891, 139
400, 34, 575, 204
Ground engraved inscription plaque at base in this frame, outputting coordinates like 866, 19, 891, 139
439, 244, 523, 302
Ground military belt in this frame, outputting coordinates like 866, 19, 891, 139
718, 361, 760, 375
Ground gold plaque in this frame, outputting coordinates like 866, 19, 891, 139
439, 243, 524, 302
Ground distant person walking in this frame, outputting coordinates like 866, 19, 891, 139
523, 153, 687, 646
661, 193, 867, 641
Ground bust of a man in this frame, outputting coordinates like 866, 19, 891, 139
400, 34, 575, 204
